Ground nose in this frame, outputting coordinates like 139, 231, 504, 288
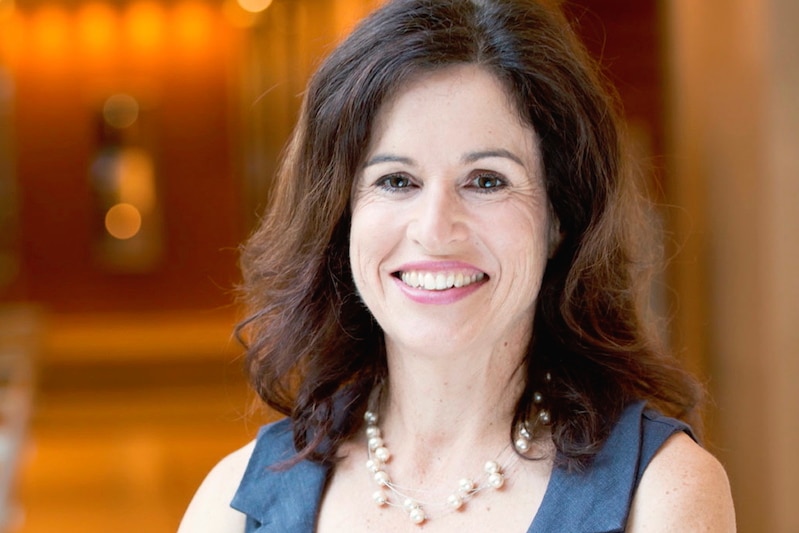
406, 183, 468, 252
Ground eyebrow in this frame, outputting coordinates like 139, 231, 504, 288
462, 149, 526, 167
363, 149, 526, 169
362, 154, 415, 168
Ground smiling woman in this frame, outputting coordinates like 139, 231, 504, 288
179, 1, 735, 532
350, 65, 551, 360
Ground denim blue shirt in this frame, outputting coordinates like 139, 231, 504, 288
231, 401, 692, 532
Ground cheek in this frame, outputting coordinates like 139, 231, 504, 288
490, 205, 551, 257
488, 209, 551, 291
349, 207, 387, 289
348, 226, 367, 288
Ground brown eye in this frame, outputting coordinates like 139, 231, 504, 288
377, 173, 412, 191
472, 172, 505, 191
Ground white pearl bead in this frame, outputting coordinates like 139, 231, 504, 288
519, 424, 532, 440
533, 391, 544, 404
515, 437, 531, 452
488, 472, 504, 489
538, 409, 551, 425
447, 493, 464, 509
484, 460, 500, 474
363, 403, 518, 525
409, 507, 426, 524
366, 459, 381, 473
403, 498, 419, 511
375, 446, 391, 463
372, 490, 388, 506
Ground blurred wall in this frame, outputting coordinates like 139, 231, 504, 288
666, 0, 799, 530
3, 0, 796, 529
0, 0, 244, 314
0, 0, 667, 318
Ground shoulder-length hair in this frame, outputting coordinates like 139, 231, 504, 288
238, 0, 702, 470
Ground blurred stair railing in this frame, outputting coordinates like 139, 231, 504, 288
0, 306, 38, 532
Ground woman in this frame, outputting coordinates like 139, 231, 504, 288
179, 0, 735, 531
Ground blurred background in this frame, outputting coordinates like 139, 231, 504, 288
0, 0, 796, 531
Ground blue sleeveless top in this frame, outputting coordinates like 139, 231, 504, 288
231, 401, 692, 532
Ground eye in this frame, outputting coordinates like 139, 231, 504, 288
376, 173, 413, 191
470, 172, 506, 191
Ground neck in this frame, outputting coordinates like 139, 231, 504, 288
377, 334, 527, 469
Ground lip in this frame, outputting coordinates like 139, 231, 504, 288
391, 260, 488, 305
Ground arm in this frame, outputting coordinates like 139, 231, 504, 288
627, 432, 736, 532
177, 440, 256, 533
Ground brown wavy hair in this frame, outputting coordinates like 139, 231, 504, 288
238, 0, 703, 470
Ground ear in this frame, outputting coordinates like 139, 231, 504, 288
548, 214, 563, 259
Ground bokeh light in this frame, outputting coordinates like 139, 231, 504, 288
173, 1, 213, 54
105, 203, 142, 240
117, 148, 156, 211
237, 0, 271, 15
77, 2, 118, 62
222, 0, 257, 28
30, 6, 71, 62
103, 93, 140, 129
125, 1, 166, 57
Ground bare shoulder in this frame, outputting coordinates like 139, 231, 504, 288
177, 440, 256, 533
627, 432, 736, 532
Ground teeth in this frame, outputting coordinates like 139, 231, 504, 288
400, 271, 485, 291
424, 273, 436, 290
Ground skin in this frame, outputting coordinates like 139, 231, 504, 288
343, 64, 555, 470
628, 432, 736, 532
317, 64, 557, 532
177, 441, 251, 533
177, 65, 736, 532
349, 64, 553, 369
350, 67, 550, 364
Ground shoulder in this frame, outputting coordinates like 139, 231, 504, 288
627, 432, 736, 532
177, 440, 256, 533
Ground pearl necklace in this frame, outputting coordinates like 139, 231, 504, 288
363, 409, 534, 526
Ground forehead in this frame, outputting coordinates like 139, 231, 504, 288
365, 64, 538, 162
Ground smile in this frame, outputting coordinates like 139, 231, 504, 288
398, 271, 486, 291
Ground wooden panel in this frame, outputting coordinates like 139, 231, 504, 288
566, 0, 665, 171
3, 1, 244, 313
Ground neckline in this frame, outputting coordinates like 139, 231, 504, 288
232, 401, 660, 533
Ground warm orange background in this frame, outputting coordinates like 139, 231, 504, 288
2, 0, 797, 531
0, 1, 667, 531
3, 0, 243, 313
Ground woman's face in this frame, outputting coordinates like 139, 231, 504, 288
349, 64, 554, 358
